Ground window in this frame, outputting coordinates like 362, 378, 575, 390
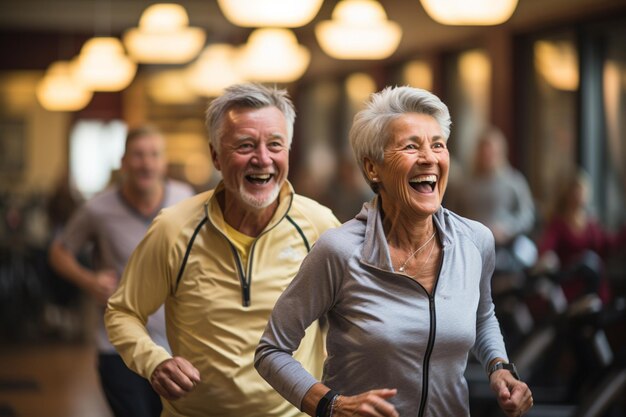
69, 119, 126, 198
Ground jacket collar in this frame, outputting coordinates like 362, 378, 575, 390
357, 195, 451, 271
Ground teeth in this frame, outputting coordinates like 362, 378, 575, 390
409, 175, 437, 183
248, 173, 271, 180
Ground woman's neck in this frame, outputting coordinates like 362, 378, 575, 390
381, 204, 435, 250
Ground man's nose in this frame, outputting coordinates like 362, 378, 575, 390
252, 144, 272, 166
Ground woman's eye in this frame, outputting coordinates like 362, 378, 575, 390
405, 144, 417, 150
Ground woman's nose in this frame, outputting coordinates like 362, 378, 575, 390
417, 147, 436, 164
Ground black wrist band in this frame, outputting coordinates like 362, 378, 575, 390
316, 390, 337, 417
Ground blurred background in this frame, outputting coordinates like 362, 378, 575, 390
0, 1, 625, 416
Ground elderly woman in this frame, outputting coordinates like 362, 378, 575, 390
255, 86, 533, 417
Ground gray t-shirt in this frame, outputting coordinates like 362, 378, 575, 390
60, 180, 194, 353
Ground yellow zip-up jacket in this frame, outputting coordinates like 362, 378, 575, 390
105, 181, 340, 417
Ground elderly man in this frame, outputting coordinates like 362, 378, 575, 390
105, 83, 340, 417
49, 125, 195, 417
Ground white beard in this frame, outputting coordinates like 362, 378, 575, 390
239, 182, 281, 209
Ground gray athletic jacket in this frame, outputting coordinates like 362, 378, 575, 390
255, 197, 508, 416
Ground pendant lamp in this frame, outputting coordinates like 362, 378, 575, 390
73, 37, 136, 92
237, 28, 310, 83
315, 0, 401, 60
124, 3, 205, 64
186, 44, 245, 97
217, 0, 323, 27
420, 0, 518, 25
36, 61, 93, 111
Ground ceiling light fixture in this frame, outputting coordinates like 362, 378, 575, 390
217, 0, 323, 27
186, 44, 245, 97
420, 0, 518, 25
36, 61, 93, 111
124, 3, 205, 64
72, 37, 136, 92
147, 70, 198, 104
315, 0, 402, 60
237, 28, 310, 83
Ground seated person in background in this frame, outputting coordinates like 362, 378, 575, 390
537, 169, 626, 304
450, 126, 535, 247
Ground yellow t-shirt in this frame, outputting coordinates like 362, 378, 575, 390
223, 221, 255, 269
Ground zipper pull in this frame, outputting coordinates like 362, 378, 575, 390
243, 284, 250, 307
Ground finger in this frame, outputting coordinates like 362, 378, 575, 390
152, 359, 198, 396
368, 398, 398, 417
362, 391, 398, 417
368, 388, 398, 400
165, 367, 198, 392
356, 402, 386, 417
498, 383, 512, 402
173, 357, 201, 383
355, 402, 397, 417
151, 375, 186, 400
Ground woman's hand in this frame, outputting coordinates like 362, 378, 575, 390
490, 370, 533, 416
333, 389, 399, 417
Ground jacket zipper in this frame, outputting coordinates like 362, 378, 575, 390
227, 242, 250, 307
417, 250, 444, 417
418, 293, 437, 417
219, 196, 295, 307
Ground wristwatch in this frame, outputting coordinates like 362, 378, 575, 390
488, 361, 520, 380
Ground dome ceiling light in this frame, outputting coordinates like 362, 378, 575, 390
186, 44, 245, 97
217, 0, 323, 27
420, 0, 519, 25
36, 61, 93, 111
237, 28, 310, 83
124, 3, 206, 64
72, 37, 137, 92
315, 0, 402, 60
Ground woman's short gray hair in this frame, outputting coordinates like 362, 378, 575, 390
349, 86, 451, 193
205, 83, 296, 153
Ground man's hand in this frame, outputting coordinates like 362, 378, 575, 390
490, 370, 533, 416
150, 357, 201, 401
90, 269, 118, 305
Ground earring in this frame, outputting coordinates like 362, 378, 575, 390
371, 177, 379, 182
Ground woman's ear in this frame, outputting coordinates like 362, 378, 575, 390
363, 158, 379, 182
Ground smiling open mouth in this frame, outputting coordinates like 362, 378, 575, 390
409, 174, 436, 192
246, 173, 273, 185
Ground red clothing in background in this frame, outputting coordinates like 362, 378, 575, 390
538, 216, 626, 302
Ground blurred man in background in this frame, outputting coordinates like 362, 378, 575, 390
49, 125, 195, 417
